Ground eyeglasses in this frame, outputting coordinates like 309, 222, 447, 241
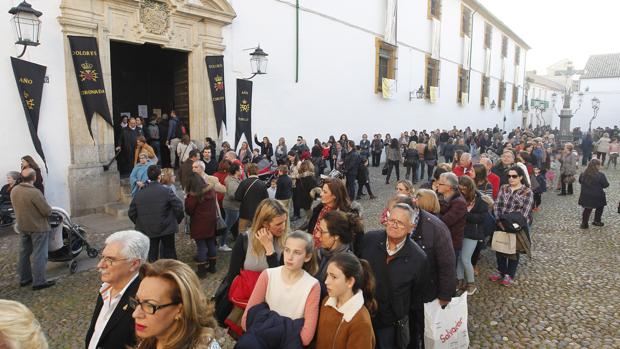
99, 255, 129, 266
129, 297, 181, 315
386, 218, 408, 229
507, 174, 520, 179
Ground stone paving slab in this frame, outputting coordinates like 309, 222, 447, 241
1, 165, 619, 348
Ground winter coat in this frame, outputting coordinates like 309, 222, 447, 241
275, 174, 293, 200
403, 148, 419, 166
128, 182, 184, 238
578, 172, 609, 208
296, 173, 317, 210
343, 150, 362, 177
129, 161, 153, 196
560, 152, 578, 176
463, 192, 489, 241
235, 302, 304, 349
596, 137, 611, 153
386, 146, 401, 162
10, 182, 51, 233
235, 176, 268, 221
424, 146, 438, 161
185, 189, 217, 240
275, 144, 288, 164
357, 230, 428, 328
442, 143, 455, 158
410, 210, 456, 303
438, 192, 467, 250
371, 139, 384, 153
357, 164, 369, 184
223, 175, 241, 210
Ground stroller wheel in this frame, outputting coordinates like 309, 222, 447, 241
87, 247, 98, 258
69, 260, 78, 274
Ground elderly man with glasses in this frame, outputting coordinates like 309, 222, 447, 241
85, 230, 150, 349
358, 203, 428, 349
436, 172, 467, 257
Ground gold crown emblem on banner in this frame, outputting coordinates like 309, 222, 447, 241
214, 75, 223, 83
81, 61, 94, 70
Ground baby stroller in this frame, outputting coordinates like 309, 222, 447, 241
256, 159, 277, 183
0, 203, 15, 228
48, 207, 98, 274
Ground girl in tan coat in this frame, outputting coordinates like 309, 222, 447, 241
316, 253, 376, 349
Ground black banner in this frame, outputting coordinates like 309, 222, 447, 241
11, 57, 48, 172
235, 79, 253, 150
205, 55, 227, 136
68, 35, 113, 140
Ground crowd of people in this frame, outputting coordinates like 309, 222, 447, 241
1, 122, 619, 349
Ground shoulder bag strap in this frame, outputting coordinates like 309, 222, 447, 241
243, 178, 259, 200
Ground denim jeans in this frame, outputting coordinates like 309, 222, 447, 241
222, 208, 239, 246
457, 238, 478, 283
346, 174, 357, 200
196, 237, 217, 262
19, 231, 49, 286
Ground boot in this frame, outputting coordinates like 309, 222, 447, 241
207, 259, 217, 274
196, 263, 208, 279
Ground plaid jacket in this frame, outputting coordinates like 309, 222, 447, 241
494, 184, 534, 225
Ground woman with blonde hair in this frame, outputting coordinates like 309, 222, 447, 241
395, 179, 415, 197
214, 199, 288, 330
424, 137, 439, 181
403, 141, 420, 182
415, 189, 441, 214
132, 259, 220, 349
0, 300, 48, 349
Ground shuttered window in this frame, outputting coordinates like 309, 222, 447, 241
498, 80, 506, 109
425, 55, 440, 99
461, 6, 472, 37
481, 76, 490, 106
428, 0, 442, 20
457, 65, 469, 104
374, 38, 398, 93
484, 23, 492, 49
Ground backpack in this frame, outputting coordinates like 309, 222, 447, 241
146, 123, 160, 141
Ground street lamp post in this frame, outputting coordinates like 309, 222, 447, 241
9, 1, 42, 58
589, 97, 600, 131
533, 100, 546, 128
246, 45, 268, 80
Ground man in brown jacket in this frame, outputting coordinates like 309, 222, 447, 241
11, 168, 55, 290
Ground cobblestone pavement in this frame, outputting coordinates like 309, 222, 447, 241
1, 165, 619, 348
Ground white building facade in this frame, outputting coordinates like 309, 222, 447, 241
524, 72, 564, 128
220, 0, 530, 147
578, 53, 620, 130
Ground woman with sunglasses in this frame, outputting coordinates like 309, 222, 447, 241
489, 165, 533, 287
131, 259, 220, 349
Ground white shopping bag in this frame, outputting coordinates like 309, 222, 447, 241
424, 292, 469, 348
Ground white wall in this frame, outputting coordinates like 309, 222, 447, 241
578, 78, 620, 130
1, 0, 71, 210
221, 0, 527, 147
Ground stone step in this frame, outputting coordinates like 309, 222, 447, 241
120, 193, 132, 205
104, 202, 129, 218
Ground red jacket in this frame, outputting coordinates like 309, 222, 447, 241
487, 172, 500, 199
453, 164, 472, 177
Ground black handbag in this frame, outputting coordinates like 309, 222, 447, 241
382, 163, 389, 175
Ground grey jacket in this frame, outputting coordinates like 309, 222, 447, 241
223, 176, 241, 210
560, 152, 578, 175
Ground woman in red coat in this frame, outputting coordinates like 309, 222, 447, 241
185, 173, 218, 278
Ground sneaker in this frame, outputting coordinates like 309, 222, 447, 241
466, 283, 477, 295
218, 245, 232, 252
500, 275, 514, 287
488, 271, 503, 282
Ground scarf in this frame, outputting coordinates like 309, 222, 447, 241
316, 243, 350, 281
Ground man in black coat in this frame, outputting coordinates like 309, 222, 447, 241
358, 203, 428, 349
128, 166, 184, 262
234, 163, 268, 233
409, 207, 456, 349
343, 140, 362, 200
85, 230, 150, 349
116, 117, 139, 176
